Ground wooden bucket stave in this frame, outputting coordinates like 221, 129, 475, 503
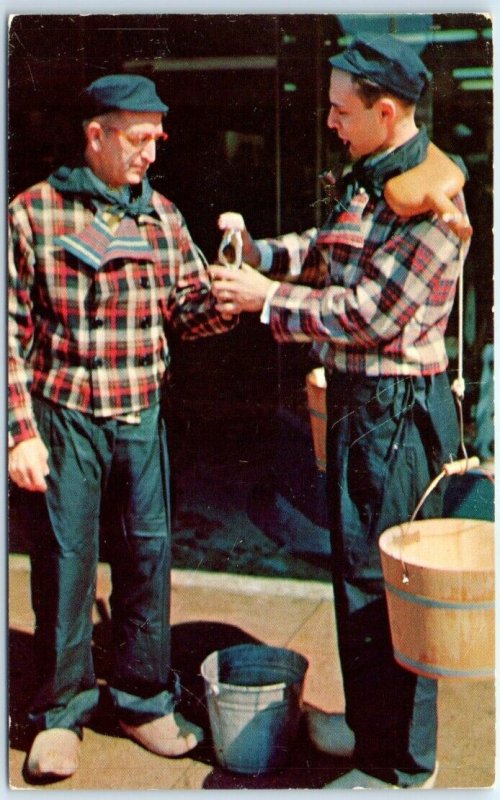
306, 368, 327, 472
379, 517, 495, 679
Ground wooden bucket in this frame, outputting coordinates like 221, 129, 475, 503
306, 368, 327, 472
379, 517, 495, 679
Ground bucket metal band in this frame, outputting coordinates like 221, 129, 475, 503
385, 580, 495, 611
394, 648, 494, 679
308, 406, 327, 421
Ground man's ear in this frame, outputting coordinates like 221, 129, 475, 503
86, 121, 103, 152
378, 97, 397, 124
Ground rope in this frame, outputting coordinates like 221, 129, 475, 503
451, 238, 468, 460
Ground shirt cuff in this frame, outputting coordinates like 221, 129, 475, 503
260, 281, 281, 325
256, 240, 274, 272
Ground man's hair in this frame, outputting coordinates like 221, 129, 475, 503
351, 74, 414, 110
82, 109, 122, 129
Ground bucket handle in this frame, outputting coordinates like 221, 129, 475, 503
398, 456, 494, 584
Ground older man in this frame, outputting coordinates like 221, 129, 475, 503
9, 74, 234, 780
210, 35, 469, 788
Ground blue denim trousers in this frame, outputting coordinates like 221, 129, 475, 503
325, 372, 459, 787
28, 398, 176, 736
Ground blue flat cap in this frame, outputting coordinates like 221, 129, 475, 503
329, 34, 431, 103
81, 74, 169, 117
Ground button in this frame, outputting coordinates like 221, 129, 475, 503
140, 277, 150, 289
140, 315, 152, 329
92, 317, 104, 329
92, 357, 104, 368
138, 354, 153, 367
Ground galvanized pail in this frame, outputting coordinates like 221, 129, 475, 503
201, 643, 308, 773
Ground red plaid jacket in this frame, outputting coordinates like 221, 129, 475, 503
8, 180, 232, 446
262, 189, 469, 377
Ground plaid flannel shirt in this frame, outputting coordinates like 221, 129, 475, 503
263, 189, 469, 376
8, 180, 233, 446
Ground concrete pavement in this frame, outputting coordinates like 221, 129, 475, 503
8, 554, 495, 791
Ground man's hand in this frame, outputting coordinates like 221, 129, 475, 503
217, 212, 262, 267
209, 263, 274, 315
9, 436, 50, 492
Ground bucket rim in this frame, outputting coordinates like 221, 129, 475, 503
200, 644, 309, 693
379, 517, 495, 574
201, 642, 309, 662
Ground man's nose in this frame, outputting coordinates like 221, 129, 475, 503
327, 108, 338, 130
141, 140, 157, 163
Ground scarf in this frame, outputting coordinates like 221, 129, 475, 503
48, 165, 157, 270
312, 127, 440, 257
335, 126, 430, 210
48, 165, 156, 217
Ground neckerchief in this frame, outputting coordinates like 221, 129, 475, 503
315, 127, 429, 250
335, 126, 430, 210
48, 165, 156, 270
303, 127, 468, 277
48, 165, 155, 217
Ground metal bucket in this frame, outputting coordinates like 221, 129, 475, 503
379, 517, 495, 679
201, 643, 308, 774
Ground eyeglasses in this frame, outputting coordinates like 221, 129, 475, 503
103, 126, 169, 150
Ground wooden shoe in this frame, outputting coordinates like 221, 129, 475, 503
119, 711, 204, 757
306, 708, 355, 758
26, 728, 80, 780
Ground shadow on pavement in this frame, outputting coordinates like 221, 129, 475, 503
10, 616, 351, 789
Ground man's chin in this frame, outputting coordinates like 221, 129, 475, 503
127, 172, 145, 185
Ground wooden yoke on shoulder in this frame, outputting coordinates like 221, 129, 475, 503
384, 143, 472, 241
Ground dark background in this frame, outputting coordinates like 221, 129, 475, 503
8, 14, 494, 576
8, 13, 494, 424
